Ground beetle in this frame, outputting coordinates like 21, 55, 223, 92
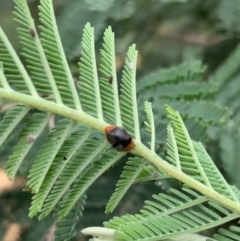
104, 125, 135, 152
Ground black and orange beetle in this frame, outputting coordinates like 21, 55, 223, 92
104, 126, 135, 152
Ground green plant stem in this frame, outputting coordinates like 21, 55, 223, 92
0, 88, 240, 214
134, 142, 240, 214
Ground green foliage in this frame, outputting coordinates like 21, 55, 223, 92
215, 0, 240, 36
4, 112, 51, 179
29, 126, 93, 218
104, 187, 237, 241
220, 123, 240, 188
211, 221, 240, 241
0, 1, 240, 241
57, 0, 135, 60
79, 23, 102, 118
106, 157, 146, 213
57, 0, 106, 60
120, 44, 141, 140
0, 105, 30, 146
99, 26, 121, 125
137, 60, 231, 145
39, 0, 81, 109
54, 194, 87, 241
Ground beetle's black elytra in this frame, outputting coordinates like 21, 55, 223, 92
105, 126, 135, 152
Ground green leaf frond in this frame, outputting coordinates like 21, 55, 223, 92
4, 112, 51, 179
212, 221, 240, 241
0, 105, 30, 147
159, 99, 231, 126
29, 126, 93, 218
13, 0, 62, 104
134, 165, 170, 184
148, 82, 217, 101
137, 60, 206, 93
209, 43, 240, 88
215, 76, 240, 107
79, 23, 103, 120
54, 194, 87, 241
166, 105, 213, 187
120, 44, 141, 141
57, 1, 106, 60
38, 136, 107, 219
166, 124, 181, 171
58, 150, 124, 219
106, 157, 147, 213
144, 101, 155, 151
166, 106, 238, 201
99, 26, 121, 125
27, 119, 75, 193
220, 123, 240, 187
137, 60, 227, 145
1, 2, 240, 239
0, 28, 38, 95
104, 187, 239, 240
193, 141, 238, 202
39, 0, 81, 110
215, 75, 240, 123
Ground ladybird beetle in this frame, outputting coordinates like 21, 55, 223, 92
104, 125, 135, 152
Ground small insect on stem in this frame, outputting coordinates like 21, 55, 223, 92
104, 125, 135, 152
30, 29, 36, 38
108, 76, 113, 84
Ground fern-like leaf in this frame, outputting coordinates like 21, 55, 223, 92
137, 60, 206, 92
29, 126, 92, 218
120, 44, 140, 141
13, 0, 62, 104
0, 105, 30, 147
105, 187, 239, 240
38, 0, 81, 109
166, 124, 181, 170
212, 221, 240, 241
166, 105, 238, 201
193, 141, 238, 202
209, 43, 240, 88
99, 26, 121, 125
166, 105, 213, 186
58, 150, 124, 219
39, 139, 108, 219
0, 28, 38, 95
79, 23, 103, 120
54, 194, 87, 241
220, 123, 240, 188
106, 157, 146, 213
157, 100, 231, 126
4, 112, 51, 179
27, 119, 74, 193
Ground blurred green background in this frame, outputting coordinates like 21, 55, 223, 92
1, 0, 240, 240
